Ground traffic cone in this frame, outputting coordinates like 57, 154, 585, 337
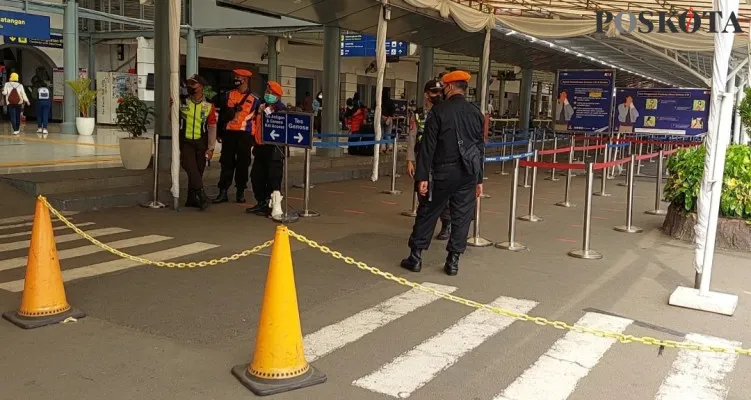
231, 225, 326, 396
2, 197, 85, 329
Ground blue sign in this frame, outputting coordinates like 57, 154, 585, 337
261, 112, 313, 149
340, 33, 408, 57
0, 10, 51, 40
2, 34, 62, 49
614, 88, 710, 136
555, 70, 615, 132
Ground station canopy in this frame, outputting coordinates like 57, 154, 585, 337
225, 0, 750, 88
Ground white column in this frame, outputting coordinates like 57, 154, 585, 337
733, 83, 744, 144
394, 78, 405, 99
136, 37, 155, 102
340, 73, 358, 106
280, 66, 296, 105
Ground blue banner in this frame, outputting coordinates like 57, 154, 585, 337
0, 10, 50, 40
555, 70, 615, 132
3, 34, 62, 49
340, 33, 408, 57
261, 112, 313, 149
614, 88, 710, 136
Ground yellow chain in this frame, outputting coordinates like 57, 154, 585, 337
39, 196, 273, 268
287, 229, 751, 356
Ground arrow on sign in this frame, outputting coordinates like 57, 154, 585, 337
270, 130, 279, 140
294, 133, 303, 143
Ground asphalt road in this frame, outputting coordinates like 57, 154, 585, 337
1, 161, 750, 400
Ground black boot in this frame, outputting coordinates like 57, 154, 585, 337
236, 189, 246, 203
185, 189, 199, 208
213, 189, 228, 204
444, 252, 460, 276
400, 248, 422, 272
436, 220, 451, 241
245, 201, 266, 214
197, 189, 210, 211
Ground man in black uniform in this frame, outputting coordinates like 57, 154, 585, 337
400, 70, 484, 276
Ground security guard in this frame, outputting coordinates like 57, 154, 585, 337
179, 74, 217, 210
407, 79, 452, 241
213, 69, 259, 204
247, 81, 287, 217
401, 70, 484, 276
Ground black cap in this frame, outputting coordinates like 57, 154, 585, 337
424, 79, 442, 93
186, 74, 208, 87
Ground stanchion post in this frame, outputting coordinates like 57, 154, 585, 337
298, 148, 320, 218
466, 191, 493, 247
496, 132, 509, 175
401, 190, 418, 217
496, 159, 527, 251
272, 147, 299, 224
521, 140, 532, 187
545, 135, 560, 181
568, 163, 602, 259
142, 133, 166, 209
645, 149, 667, 215
382, 136, 402, 195
519, 150, 543, 222
594, 144, 611, 197
614, 155, 643, 233
555, 146, 576, 208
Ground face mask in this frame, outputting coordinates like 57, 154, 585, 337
428, 95, 442, 105
234, 79, 243, 87
264, 94, 278, 104
186, 87, 198, 96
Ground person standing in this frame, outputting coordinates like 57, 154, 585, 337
3, 72, 30, 135
400, 70, 484, 276
213, 69, 259, 204
247, 81, 287, 217
380, 88, 395, 154
179, 74, 217, 210
35, 81, 52, 136
407, 79, 451, 241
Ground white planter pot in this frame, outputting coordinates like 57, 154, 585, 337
119, 137, 153, 170
75, 117, 96, 136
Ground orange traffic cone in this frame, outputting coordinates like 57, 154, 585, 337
231, 225, 326, 396
2, 197, 85, 329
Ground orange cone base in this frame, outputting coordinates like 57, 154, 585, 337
231, 363, 327, 396
3, 307, 85, 330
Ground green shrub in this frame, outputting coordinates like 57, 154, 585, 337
665, 144, 751, 220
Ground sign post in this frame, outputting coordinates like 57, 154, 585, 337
261, 111, 314, 224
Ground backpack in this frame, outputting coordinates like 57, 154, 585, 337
7, 84, 21, 105
38, 87, 50, 100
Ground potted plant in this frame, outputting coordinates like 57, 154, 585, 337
66, 78, 98, 136
115, 93, 155, 170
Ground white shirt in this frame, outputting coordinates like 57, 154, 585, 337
2, 82, 29, 105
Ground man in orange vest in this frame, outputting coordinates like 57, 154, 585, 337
213, 69, 259, 204
248, 81, 287, 217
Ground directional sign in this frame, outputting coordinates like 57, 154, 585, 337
0, 10, 51, 40
261, 111, 313, 149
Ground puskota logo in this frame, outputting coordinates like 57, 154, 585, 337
595, 10, 743, 34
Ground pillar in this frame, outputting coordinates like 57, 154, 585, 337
519, 68, 533, 132
154, 0, 171, 170
394, 79, 405, 99
186, 27, 198, 77
320, 25, 342, 157
477, 59, 486, 109
61, 0, 78, 134
498, 80, 506, 115
267, 36, 278, 82
340, 73, 357, 106
417, 46, 434, 109
87, 18, 96, 118
535, 81, 543, 116
733, 83, 744, 144
280, 65, 296, 105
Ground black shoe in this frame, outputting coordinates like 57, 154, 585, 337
236, 189, 246, 203
185, 189, 199, 208
245, 203, 266, 214
213, 189, 228, 204
444, 252, 460, 276
400, 249, 422, 272
197, 189, 210, 211
436, 220, 451, 241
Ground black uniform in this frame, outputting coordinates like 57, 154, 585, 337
247, 100, 287, 215
403, 94, 484, 274
414, 109, 451, 237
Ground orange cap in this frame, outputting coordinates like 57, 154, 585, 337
441, 70, 471, 84
267, 81, 283, 96
233, 69, 253, 78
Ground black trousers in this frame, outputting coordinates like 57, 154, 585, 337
408, 164, 476, 254
217, 130, 252, 191
250, 145, 284, 204
414, 181, 451, 222
180, 139, 207, 190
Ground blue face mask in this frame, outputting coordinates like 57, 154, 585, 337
264, 94, 278, 104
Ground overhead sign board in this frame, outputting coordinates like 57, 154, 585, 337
261, 112, 313, 149
0, 10, 51, 40
614, 88, 710, 136
554, 69, 615, 133
340, 33, 408, 57
2, 34, 62, 49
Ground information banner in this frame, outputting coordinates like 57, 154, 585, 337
0, 10, 51, 40
614, 88, 710, 136
554, 70, 615, 132
2, 34, 62, 49
340, 33, 408, 57
261, 111, 313, 149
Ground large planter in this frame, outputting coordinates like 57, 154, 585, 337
662, 203, 751, 252
119, 137, 152, 170
76, 117, 95, 136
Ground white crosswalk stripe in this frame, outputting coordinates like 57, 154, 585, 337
0, 222, 94, 239
0, 227, 129, 253
0, 211, 78, 226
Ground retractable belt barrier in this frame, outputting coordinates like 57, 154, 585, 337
313, 139, 394, 148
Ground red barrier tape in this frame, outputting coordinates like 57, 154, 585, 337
664, 148, 680, 156
635, 152, 660, 161
572, 136, 608, 142
594, 157, 631, 170
573, 144, 607, 151
538, 146, 573, 155
519, 160, 587, 170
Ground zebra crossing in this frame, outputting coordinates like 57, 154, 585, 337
300, 283, 743, 399
0, 213, 219, 292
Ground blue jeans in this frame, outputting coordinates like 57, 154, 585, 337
8, 105, 22, 132
36, 99, 51, 129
